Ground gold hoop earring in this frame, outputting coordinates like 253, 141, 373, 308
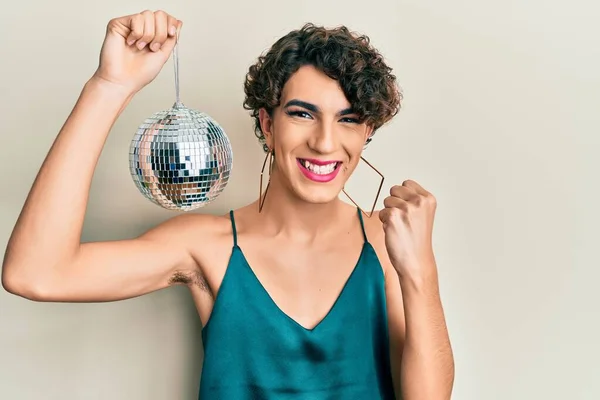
258, 149, 274, 212
342, 156, 384, 218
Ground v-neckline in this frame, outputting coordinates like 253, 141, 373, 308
235, 243, 367, 332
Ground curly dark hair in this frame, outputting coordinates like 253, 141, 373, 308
243, 23, 402, 152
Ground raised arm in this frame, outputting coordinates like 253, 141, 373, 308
1, 10, 198, 302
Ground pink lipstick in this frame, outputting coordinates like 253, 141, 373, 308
297, 158, 342, 183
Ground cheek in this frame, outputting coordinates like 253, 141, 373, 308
273, 122, 309, 150
343, 132, 368, 157
346, 124, 370, 143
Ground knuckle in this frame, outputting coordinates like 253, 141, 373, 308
130, 16, 143, 30
106, 19, 118, 32
132, 13, 144, 25
131, 27, 143, 37
388, 207, 402, 219
423, 191, 434, 201
153, 23, 168, 37
141, 27, 155, 40
143, 19, 155, 31
380, 209, 391, 222
397, 200, 409, 211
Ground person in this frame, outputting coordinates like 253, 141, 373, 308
1, 9, 454, 400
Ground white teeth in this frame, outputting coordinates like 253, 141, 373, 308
302, 160, 338, 175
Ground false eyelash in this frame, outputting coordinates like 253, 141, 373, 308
286, 110, 359, 124
285, 110, 312, 119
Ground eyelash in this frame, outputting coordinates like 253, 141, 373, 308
285, 110, 359, 124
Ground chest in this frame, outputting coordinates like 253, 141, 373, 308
239, 239, 365, 330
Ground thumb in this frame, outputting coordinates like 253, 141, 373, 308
160, 21, 183, 55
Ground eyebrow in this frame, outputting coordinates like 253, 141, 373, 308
283, 99, 355, 116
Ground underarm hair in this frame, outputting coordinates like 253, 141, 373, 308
169, 269, 211, 294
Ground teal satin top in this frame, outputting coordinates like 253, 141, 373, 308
198, 208, 396, 399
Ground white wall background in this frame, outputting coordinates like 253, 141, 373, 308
1, 1, 598, 399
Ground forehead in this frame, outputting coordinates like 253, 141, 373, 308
280, 65, 351, 109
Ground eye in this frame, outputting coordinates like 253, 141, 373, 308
286, 110, 312, 119
339, 117, 360, 124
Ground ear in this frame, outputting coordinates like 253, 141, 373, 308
365, 125, 375, 144
259, 108, 274, 149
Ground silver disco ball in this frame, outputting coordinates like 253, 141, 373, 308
129, 101, 233, 211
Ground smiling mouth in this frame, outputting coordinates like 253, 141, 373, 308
297, 158, 342, 183
298, 158, 341, 174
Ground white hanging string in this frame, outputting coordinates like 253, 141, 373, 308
172, 31, 181, 107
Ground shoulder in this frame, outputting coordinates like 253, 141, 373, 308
141, 211, 233, 245
141, 211, 237, 290
140, 211, 236, 272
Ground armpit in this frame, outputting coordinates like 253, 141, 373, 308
169, 269, 212, 295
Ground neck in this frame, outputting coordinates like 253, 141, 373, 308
257, 171, 349, 242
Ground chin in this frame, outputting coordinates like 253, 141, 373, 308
294, 186, 341, 204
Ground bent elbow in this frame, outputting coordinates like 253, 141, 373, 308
2, 266, 55, 302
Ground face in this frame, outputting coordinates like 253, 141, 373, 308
259, 65, 373, 204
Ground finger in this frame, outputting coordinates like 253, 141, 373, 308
126, 14, 144, 46
378, 207, 389, 224
136, 10, 156, 50
378, 207, 399, 226
403, 179, 430, 196
166, 15, 179, 37
390, 184, 418, 201
404, 180, 437, 207
160, 20, 183, 55
150, 10, 169, 52
106, 16, 131, 38
383, 195, 408, 210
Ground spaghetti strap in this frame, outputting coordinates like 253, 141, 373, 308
357, 207, 368, 243
229, 210, 238, 247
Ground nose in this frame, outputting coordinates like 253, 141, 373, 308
308, 120, 338, 155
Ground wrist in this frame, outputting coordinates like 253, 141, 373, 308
85, 74, 136, 101
399, 270, 438, 292
395, 258, 439, 294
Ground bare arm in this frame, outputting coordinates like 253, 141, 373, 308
398, 267, 454, 399
372, 195, 454, 399
1, 77, 195, 302
385, 259, 454, 400
1, 11, 196, 302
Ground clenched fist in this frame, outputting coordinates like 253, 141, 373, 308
379, 180, 438, 279
93, 10, 182, 95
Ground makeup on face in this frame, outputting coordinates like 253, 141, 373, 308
283, 99, 360, 124
278, 98, 364, 184
296, 157, 342, 183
